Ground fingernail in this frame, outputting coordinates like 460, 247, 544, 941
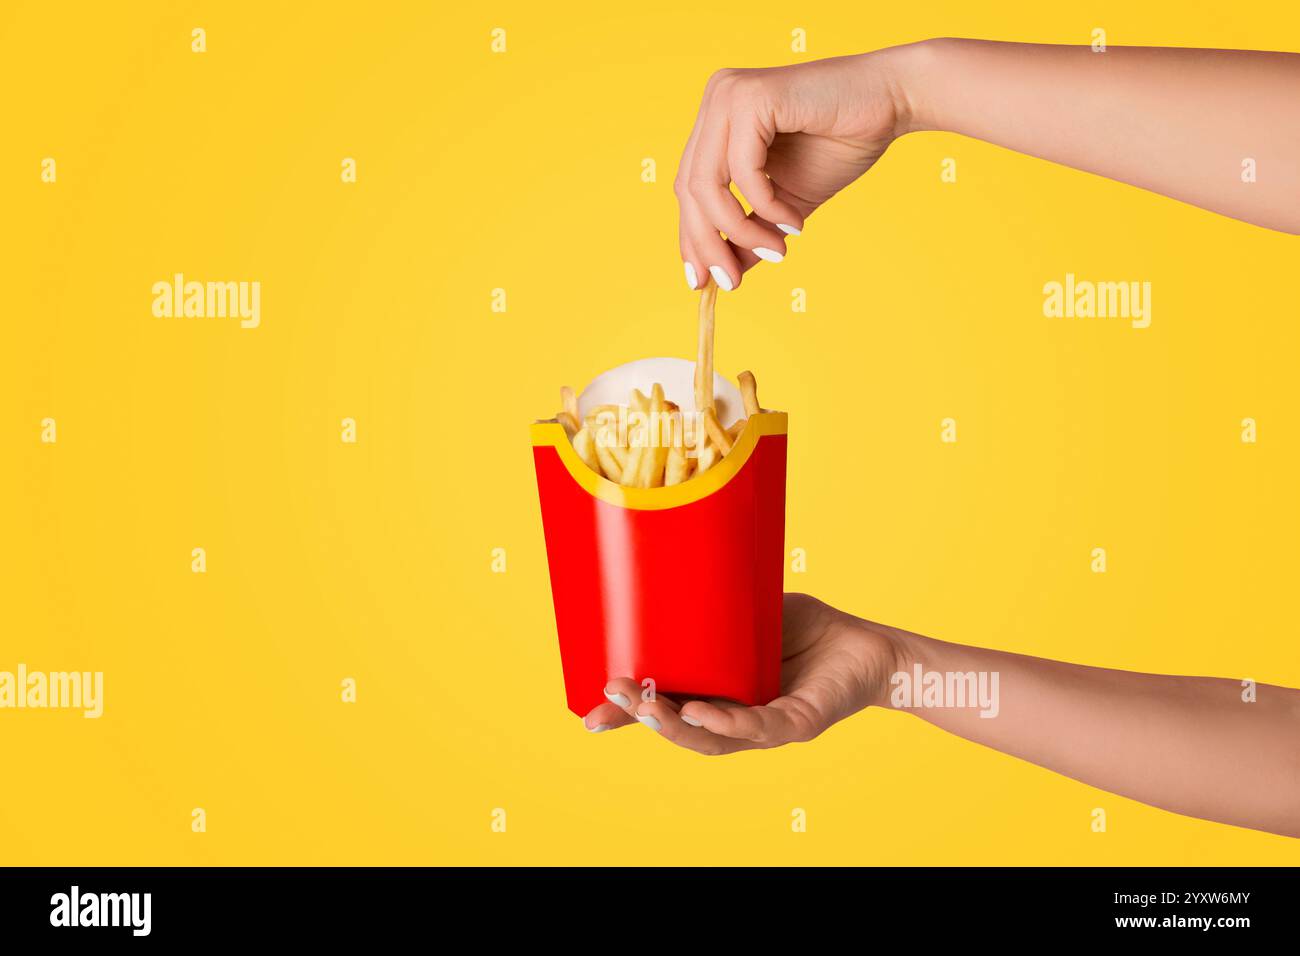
604, 689, 630, 707
637, 714, 663, 732
753, 247, 784, 263
588, 723, 610, 733
708, 266, 734, 292
684, 262, 698, 289
681, 714, 703, 727
776, 223, 801, 236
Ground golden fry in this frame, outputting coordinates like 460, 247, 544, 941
557, 410, 580, 437
642, 444, 668, 487
696, 443, 721, 474
694, 281, 717, 414
584, 404, 620, 430
620, 449, 644, 486
560, 385, 579, 423
682, 413, 700, 452
738, 370, 760, 416
621, 418, 646, 485
596, 424, 628, 463
665, 445, 690, 485
727, 417, 747, 442
594, 431, 623, 483
639, 384, 669, 487
703, 406, 733, 456
658, 399, 684, 450
572, 427, 599, 473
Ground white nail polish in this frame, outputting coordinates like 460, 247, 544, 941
684, 262, 698, 289
588, 723, 610, 733
753, 247, 784, 263
604, 690, 630, 707
637, 714, 663, 732
681, 714, 703, 727
708, 266, 734, 292
776, 223, 801, 236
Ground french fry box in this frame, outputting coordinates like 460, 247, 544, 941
532, 357, 788, 716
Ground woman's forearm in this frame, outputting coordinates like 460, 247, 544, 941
881, 625, 1300, 837
890, 38, 1300, 234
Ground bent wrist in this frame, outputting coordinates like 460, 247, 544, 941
877, 629, 917, 709
849, 618, 924, 711
876, 37, 959, 137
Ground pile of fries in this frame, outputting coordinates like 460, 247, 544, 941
553, 281, 763, 488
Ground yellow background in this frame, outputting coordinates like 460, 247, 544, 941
3, 1, 1297, 865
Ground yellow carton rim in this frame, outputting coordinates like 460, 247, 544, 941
531, 411, 788, 511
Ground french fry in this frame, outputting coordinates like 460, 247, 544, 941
738, 370, 760, 416
703, 406, 733, 456
573, 427, 599, 473
682, 412, 699, 452
640, 443, 668, 487
630, 389, 650, 414
584, 404, 620, 430
658, 399, 683, 449
694, 280, 717, 414
606, 438, 629, 469
557, 410, 580, 437
596, 423, 629, 463
640, 385, 669, 487
665, 445, 690, 485
594, 428, 623, 483
727, 417, 747, 442
560, 385, 579, 423
696, 443, 720, 474
621, 406, 647, 486
620, 448, 644, 486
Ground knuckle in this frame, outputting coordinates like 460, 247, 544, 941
687, 177, 712, 200
728, 71, 766, 101
706, 67, 738, 89
790, 715, 821, 744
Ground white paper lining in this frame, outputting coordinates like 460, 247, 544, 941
577, 357, 744, 428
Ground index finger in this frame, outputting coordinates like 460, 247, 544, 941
727, 118, 805, 237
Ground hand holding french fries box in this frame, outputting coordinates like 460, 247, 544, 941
532, 286, 788, 716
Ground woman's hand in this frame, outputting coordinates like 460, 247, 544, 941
677, 39, 1300, 274
581, 592, 1300, 836
675, 47, 920, 292
581, 593, 903, 754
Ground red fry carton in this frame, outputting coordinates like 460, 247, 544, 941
532, 357, 788, 716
